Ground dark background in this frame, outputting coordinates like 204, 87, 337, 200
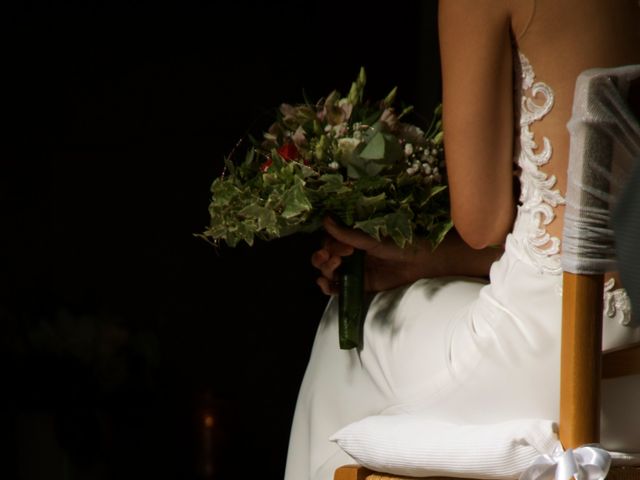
2, 2, 441, 479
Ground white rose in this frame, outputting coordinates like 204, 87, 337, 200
337, 137, 362, 165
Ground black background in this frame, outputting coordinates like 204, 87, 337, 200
2, 2, 441, 479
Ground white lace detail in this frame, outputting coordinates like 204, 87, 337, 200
603, 279, 632, 326
513, 51, 565, 274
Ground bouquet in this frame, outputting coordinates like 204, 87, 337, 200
201, 68, 452, 350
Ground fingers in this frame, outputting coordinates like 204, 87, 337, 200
311, 249, 342, 280
312, 216, 374, 295
312, 232, 351, 295
310, 249, 329, 269
323, 235, 354, 257
316, 276, 339, 296
311, 229, 355, 274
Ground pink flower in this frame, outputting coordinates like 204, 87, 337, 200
322, 90, 353, 125
380, 108, 398, 129
292, 126, 307, 148
280, 103, 297, 122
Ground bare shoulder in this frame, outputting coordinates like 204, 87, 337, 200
517, 0, 640, 66
438, 0, 535, 38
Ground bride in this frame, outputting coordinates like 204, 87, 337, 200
284, 1, 640, 479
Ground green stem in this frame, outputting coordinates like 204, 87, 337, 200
338, 248, 365, 350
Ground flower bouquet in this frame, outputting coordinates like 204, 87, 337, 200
200, 68, 452, 350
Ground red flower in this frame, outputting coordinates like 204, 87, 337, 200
261, 143, 304, 172
260, 158, 273, 172
277, 143, 298, 162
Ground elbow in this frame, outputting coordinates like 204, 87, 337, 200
452, 209, 514, 250
455, 224, 499, 250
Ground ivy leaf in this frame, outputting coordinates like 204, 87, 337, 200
238, 204, 278, 233
385, 207, 414, 247
210, 179, 241, 206
318, 173, 348, 194
354, 216, 387, 241
355, 192, 386, 218
428, 219, 454, 249
237, 223, 256, 247
296, 163, 317, 179
282, 178, 313, 219
426, 184, 447, 201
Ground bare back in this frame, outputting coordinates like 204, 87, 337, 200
439, 0, 639, 252
514, 0, 640, 244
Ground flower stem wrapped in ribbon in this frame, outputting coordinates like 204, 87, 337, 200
338, 248, 366, 349
200, 68, 452, 350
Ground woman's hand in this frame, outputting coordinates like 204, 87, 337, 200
312, 217, 505, 295
311, 217, 435, 295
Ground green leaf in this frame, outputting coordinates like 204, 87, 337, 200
414, 185, 447, 209
236, 222, 256, 247
296, 162, 317, 179
282, 179, 313, 219
429, 219, 454, 249
397, 105, 414, 120
385, 207, 414, 247
238, 204, 277, 232
318, 173, 347, 194
354, 175, 390, 192
243, 148, 255, 166
381, 133, 404, 163
202, 219, 227, 240
359, 132, 385, 160
210, 179, 242, 206
355, 192, 386, 218
428, 184, 448, 199
383, 86, 398, 106
353, 216, 387, 241
224, 222, 254, 247
344, 156, 369, 180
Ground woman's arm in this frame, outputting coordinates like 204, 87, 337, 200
438, 0, 519, 249
313, 219, 503, 295
312, 1, 528, 293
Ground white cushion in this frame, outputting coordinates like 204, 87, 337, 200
330, 415, 561, 479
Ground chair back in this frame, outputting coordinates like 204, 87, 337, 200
560, 64, 640, 449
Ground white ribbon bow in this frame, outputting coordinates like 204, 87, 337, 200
519, 445, 611, 480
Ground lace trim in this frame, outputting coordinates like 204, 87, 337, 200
603, 279, 632, 326
515, 51, 565, 274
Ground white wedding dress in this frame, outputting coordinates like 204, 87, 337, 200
284, 51, 640, 480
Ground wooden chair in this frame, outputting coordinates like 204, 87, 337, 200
334, 67, 640, 480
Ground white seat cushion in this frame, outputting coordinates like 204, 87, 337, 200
330, 415, 561, 479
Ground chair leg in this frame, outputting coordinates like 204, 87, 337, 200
560, 272, 604, 448
334, 465, 374, 480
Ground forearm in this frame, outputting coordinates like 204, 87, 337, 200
411, 228, 503, 280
